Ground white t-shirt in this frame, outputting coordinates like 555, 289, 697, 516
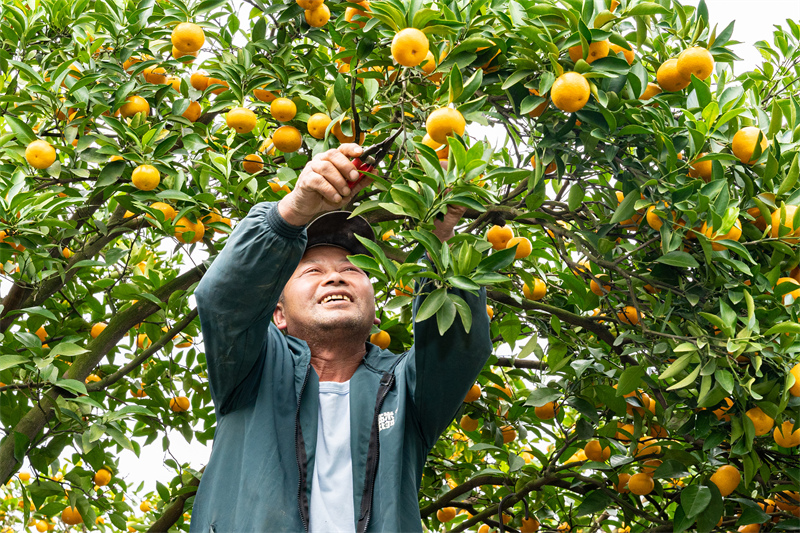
309, 381, 355, 533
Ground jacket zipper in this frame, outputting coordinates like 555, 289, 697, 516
357, 371, 395, 533
295, 363, 312, 532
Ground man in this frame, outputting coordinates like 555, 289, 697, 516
190, 143, 492, 532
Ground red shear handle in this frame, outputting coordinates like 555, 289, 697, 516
351, 157, 374, 185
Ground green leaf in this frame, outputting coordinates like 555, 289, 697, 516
436, 295, 457, 335
681, 485, 712, 517
626, 2, 670, 15
764, 322, 800, 335
476, 247, 517, 273
656, 251, 699, 268
575, 490, 613, 517
777, 153, 799, 198
0, 355, 28, 371
415, 287, 447, 323
49, 343, 89, 357
610, 190, 638, 224
524, 388, 561, 407
617, 366, 647, 396
5, 115, 37, 145
54, 379, 87, 396
667, 365, 701, 391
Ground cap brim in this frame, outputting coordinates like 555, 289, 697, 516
305, 211, 374, 257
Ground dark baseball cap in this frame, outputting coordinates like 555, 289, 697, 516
305, 211, 375, 257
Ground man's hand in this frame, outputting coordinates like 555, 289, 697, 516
432, 204, 467, 243
278, 144, 371, 226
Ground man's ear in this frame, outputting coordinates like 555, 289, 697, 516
273, 302, 288, 331
373, 316, 381, 326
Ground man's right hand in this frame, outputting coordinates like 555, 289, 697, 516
278, 144, 371, 227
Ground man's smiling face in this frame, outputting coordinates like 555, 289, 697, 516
273, 246, 377, 339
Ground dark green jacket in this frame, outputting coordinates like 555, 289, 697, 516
190, 202, 492, 533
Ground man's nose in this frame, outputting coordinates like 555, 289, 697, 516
322, 271, 347, 285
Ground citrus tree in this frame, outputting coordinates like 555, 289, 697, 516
0, 0, 799, 531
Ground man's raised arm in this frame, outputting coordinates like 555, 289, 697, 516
195, 144, 369, 414
407, 205, 494, 447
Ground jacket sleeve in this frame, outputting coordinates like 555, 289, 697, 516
406, 281, 493, 448
195, 202, 307, 415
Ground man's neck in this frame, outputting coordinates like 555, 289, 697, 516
307, 340, 366, 382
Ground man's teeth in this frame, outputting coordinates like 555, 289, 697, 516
322, 295, 351, 303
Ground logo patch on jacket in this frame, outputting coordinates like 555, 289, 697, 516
378, 410, 395, 431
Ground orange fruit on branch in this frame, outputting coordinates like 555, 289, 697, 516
146, 201, 176, 222
568, 40, 609, 64
551, 72, 590, 113
90, 322, 107, 339
391, 27, 430, 67
226, 107, 257, 134
370, 330, 391, 350
688, 153, 713, 181
628, 472, 654, 495
534, 401, 559, 420
131, 164, 160, 191
61, 507, 83, 525
172, 47, 197, 61
242, 154, 264, 174
344, 1, 370, 27
464, 383, 481, 402
745, 406, 774, 436
305, 4, 330, 27
331, 119, 365, 144
732, 126, 768, 165
701, 219, 742, 251
254, 87, 279, 102
268, 98, 297, 122
143, 66, 167, 84
774, 277, 800, 305
584, 440, 611, 462
426, 107, 466, 144
171, 22, 205, 53
657, 58, 690, 92
119, 95, 149, 118
273, 125, 303, 153
169, 396, 190, 412
486, 224, 514, 250
297, 0, 322, 8
709, 464, 740, 497
774, 420, 800, 448
459, 414, 479, 432
436, 507, 457, 522
25, 139, 56, 169
190, 72, 209, 91
307, 112, 332, 139
527, 88, 549, 117
174, 217, 205, 244
614, 473, 631, 493
93, 468, 112, 486
182, 101, 202, 122
617, 305, 640, 326
208, 78, 229, 94
771, 205, 800, 243
500, 425, 517, 443
506, 236, 532, 259
608, 42, 635, 64
677, 46, 714, 81
640, 82, 661, 100
523, 278, 546, 301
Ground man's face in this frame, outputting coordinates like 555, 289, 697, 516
273, 246, 377, 339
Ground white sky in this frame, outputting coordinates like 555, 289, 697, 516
9, 0, 799, 519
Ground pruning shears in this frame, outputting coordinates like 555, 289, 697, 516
351, 127, 403, 185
